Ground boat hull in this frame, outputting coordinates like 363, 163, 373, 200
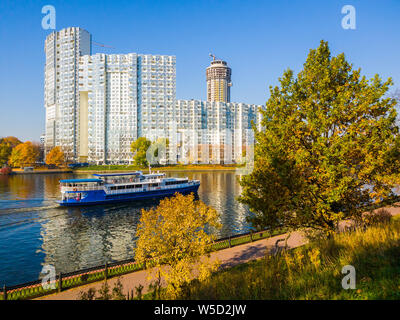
58, 184, 200, 207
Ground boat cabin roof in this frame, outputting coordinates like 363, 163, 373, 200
142, 173, 165, 178
60, 179, 102, 184
93, 172, 141, 177
163, 177, 187, 181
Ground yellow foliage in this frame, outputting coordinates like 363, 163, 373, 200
45, 146, 65, 167
308, 248, 321, 269
134, 193, 221, 299
294, 250, 304, 267
9, 141, 39, 168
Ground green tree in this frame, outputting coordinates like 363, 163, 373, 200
238, 40, 400, 236
45, 146, 66, 167
9, 141, 40, 168
134, 193, 221, 299
131, 137, 151, 167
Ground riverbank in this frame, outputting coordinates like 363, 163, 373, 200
36, 230, 307, 300
11, 168, 72, 174
34, 203, 400, 300
75, 164, 241, 173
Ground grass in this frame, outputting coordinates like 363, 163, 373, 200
177, 215, 400, 300
74, 163, 242, 172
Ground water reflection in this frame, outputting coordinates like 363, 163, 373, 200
0, 171, 251, 286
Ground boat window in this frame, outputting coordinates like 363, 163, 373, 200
165, 180, 188, 186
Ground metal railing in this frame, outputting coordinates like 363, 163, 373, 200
61, 186, 103, 192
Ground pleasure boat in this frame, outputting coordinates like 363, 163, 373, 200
57, 171, 200, 206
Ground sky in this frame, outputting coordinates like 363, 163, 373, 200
0, 0, 399, 141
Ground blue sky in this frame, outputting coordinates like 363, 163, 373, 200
1, 0, 399, 141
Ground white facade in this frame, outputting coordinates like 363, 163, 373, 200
44, 27, 91, 161
167, 100, 262, 164
78, 53, 176, 164
79, 53, 139, 164
137, 54, 176, 141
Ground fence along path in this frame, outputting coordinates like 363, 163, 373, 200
1, 227, 285, 300
5, 203, 400, 300
36, 230, 308, 300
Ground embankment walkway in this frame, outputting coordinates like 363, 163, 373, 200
37, 203, 400, 300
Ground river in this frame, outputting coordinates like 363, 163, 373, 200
0, 171, 251, 286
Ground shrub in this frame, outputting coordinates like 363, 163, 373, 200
0, 167, 12, 175
111, 278, 125, 300
79, 287, 96, 300
96, 281, 111, 300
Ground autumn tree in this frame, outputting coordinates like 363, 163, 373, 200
0, 136, 22, 149
45, 146, 66, 167
392, 88, 400, 125
238, 40, 400, 236
9, 141, 40, 168
0, 136, 22, 166
0, 143, 12, 166
131, 137, 151, 167
134, 193, 221, 298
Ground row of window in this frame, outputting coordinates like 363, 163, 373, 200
165, 180, 188, 186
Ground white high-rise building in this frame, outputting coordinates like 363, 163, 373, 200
79, 53, 139, 164
44, 27, 262, 165
78, 53, 176, 164
44, 27, 91, 161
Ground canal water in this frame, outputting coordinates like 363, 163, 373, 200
0, 171, 251, 286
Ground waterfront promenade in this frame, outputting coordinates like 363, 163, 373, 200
11, 169, 72, 174
37, 230, 307, 300
36, 203, 400, 300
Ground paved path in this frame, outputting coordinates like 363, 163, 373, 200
36, 202, 400, 300
37, 231, 307, 300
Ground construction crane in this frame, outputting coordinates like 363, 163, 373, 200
93, 41, 115, 49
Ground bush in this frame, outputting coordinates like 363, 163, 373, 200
0, 167, 12, 175
78, 279, 126, 300
79, 287, 96, 300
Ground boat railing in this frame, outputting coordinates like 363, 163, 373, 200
61, 185, 103, 192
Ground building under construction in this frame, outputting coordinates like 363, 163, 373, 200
206, 55, 232, 103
